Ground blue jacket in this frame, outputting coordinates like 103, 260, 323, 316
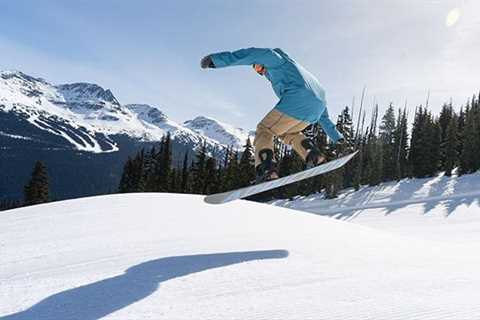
210, 47, 343, 142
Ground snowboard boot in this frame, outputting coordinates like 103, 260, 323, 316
302, 139, 326, 169
255, 149, 279, 183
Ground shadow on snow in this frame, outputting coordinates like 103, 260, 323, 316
277, 173, 480, 220
2, 250, 288, 320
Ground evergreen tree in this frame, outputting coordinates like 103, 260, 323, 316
237, 138, 255, 187
119, 157, 134, 193
438, 103, 454, 170
204, 156, 219, 194
118, 150, 146, 192
191, 141, 208, 193
220, 151, 240, 192
180, 152, 190, 193
336, 106, 355, 188
444, 115, 459, 176
379, 104, 396, 181
159, 132, 173, 190
409, 107, 440, 177
363, 105, 383, 186
459, 103, 480, 174
392, 108, 409, 180
144, 146, 157, 192
133, 149, 146, 192
24, 161, 49, 205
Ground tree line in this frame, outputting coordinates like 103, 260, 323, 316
117, 91, 480, 201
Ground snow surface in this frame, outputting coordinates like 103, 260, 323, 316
1, 175, 480, 319
272, 171, 480, 244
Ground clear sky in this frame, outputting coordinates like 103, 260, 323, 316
1, 0, 479, 130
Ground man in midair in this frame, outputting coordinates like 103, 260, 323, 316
201, 47, 345, 183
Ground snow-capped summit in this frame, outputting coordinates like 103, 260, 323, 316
184, 115, 251, 149
56, 83, 122, 111
0, 70, 248, 155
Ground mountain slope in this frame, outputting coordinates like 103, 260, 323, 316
184, 116, 251, 149
1, 191, 479, 319
0, 70, 234, 154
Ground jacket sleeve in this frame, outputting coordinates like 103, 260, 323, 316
210, 48, 284, 68
318, 109, 344, 143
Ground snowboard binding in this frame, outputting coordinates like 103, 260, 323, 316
302, 139, 326, 169
255, 149, 279, 183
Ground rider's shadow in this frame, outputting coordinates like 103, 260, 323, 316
2, 250, 288, 320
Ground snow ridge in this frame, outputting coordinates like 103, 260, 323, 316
184, 116, 251, 149
0, 70, 248, 154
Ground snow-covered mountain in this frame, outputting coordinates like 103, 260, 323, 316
184, 116, 252, 149
0, 70, 250, 200
2, 171, 480, 319
0, 70, 246, 154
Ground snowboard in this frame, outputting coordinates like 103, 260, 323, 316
204, 151, 358, 205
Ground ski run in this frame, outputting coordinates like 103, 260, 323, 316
1, 171, 480, 319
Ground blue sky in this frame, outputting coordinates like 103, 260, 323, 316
1, 0, 479, 129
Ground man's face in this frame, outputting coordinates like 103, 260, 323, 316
253, 64, 267, 76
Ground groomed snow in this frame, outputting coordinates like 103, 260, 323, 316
1, 190, 480, 319
273, 171, 480, 244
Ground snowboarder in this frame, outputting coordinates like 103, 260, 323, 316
201, 47, 346, 183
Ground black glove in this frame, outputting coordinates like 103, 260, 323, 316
201, 55, 215, 69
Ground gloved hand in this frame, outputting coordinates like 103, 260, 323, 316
200, 55, 215, 69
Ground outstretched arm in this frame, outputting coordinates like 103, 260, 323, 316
202, 47, 284, 69
318, 109, 344, 143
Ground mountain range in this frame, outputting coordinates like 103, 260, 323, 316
0, 70, 251, 201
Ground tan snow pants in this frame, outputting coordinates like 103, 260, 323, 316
254, 109, 310, 167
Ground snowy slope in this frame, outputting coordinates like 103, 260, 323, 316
0, 70, 246, 154
1, 189, 480, 319
273, 171, 480, 243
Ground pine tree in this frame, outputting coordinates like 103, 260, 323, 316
392, 108, 409, 180
379, 104, 396, 181
144, 146, 157, 192
180, 152, 190, 193
204, 156, 219, 194
237, 138, 255, 187
133, 149, 146, 192
119, 157, 134, 193
220, 151, 240, 192
363, 105, 383, 186
191, 141, 208, 193
336, 106, 355, 188
459, 102, 480, 174
444, 115, 459, 176
438, 103, 454, 170
155, 133, 173, 191
409, 107, 439, 178
24, 161, 49, 206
